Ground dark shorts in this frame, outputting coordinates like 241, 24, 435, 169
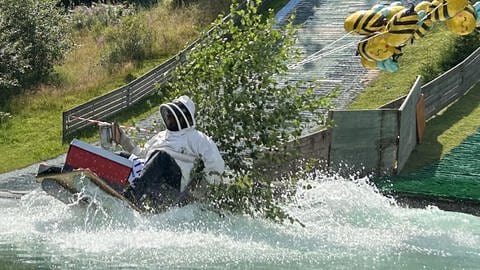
123, 150, 184, 212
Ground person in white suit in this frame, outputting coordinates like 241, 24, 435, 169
112, 95, 225, 211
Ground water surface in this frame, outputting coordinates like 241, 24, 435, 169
1, 172, 479, 269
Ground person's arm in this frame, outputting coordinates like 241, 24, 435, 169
112, 123, 140, 154
195, 132, 225, 185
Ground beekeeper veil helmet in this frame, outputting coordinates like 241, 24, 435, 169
159, 95, 196, 131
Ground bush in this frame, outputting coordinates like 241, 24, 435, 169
0, 112, 12, 126
69, 3, 135, 33
101, 15, 155, 70
166, 0, 333, 222
439, 31, 480, 68
420, 27, 480, 82
0, 0, 71, 92
168, 1, 332, 172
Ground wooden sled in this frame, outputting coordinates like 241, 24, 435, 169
0, 189, 29, 200
36, 169, 143, 213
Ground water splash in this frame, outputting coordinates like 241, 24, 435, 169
1, 171, 480, 269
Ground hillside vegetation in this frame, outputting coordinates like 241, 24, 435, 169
0, 1, 231, 172
0, 0, 294, 173
0, 0, 478, 174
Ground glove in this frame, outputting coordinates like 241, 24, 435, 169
112, 122, 136, 153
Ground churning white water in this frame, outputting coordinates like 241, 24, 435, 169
1, 171, 480, 269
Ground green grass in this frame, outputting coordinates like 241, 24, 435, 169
400, 84, 480, 174
349, 25, 480, 172
349, 27, 457, 109
0, 1, 292, 173
0, 3, 226, 173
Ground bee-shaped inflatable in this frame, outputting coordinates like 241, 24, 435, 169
430, 0, 469, 22
372, 1, 405, 21
414, 1, 434, 14
413, 19, 434, 40
358, 40, 403, 73
446, 3, 477, 35
344, 10, 387, 35
357, 34, 396, 62
413, 1, 435, 40
383, 5, 420, 47
345, 0, 478, 73
360, 56, 378, 70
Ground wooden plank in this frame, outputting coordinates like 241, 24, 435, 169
397, 77, 422, 173
90, 92, 127, 111
329, 109, 398, 175
92, 99, 127, 115
130, 82, 155, 97
93, 103, 126, 120
380, 95, 406, 109
416, 94, 426, 144
130, 90, 155, 104
36, 169, 143, 212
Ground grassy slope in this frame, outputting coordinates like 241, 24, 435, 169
0, 3, 225, 173
349, 28, 457, 109
0, 0, 291, 173
400, 84, 480, 174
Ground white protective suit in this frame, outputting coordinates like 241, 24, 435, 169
120, 96, 225, 192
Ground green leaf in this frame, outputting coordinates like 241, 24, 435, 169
163, 0, 333, 224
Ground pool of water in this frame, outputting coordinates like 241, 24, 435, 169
1, 170, 479, 269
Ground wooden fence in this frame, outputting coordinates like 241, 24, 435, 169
423, 46, 480, 119
62, 0, 278, 141
295, 47, 480, 176
61, 0, 479, 176
62, 56, 179, 140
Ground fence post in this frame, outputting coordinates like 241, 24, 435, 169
126, 86, 131, 107
62, 111, 68, 143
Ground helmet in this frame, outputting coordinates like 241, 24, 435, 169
160, 95, 196, 131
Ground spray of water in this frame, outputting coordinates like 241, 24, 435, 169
1, 169, 480, 269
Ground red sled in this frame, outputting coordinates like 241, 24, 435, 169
63, 139, 133, 190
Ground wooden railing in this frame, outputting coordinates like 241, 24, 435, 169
295, 47, 480, 176
62, 0, 279, 141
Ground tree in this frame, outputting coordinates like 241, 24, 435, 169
0, 0, 71, 92
165, 0, 333, 222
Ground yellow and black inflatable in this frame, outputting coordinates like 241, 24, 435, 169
430, 0, 469, 21
345, 0, 480, 72
344, 10, 387, 35
383, 5, 420, 47
446, 3, 478, 35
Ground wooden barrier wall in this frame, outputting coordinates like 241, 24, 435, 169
397, 77, 422, 173
423, 47, 480, 119
328, 109, 399, 175
294, 47, 480, 176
